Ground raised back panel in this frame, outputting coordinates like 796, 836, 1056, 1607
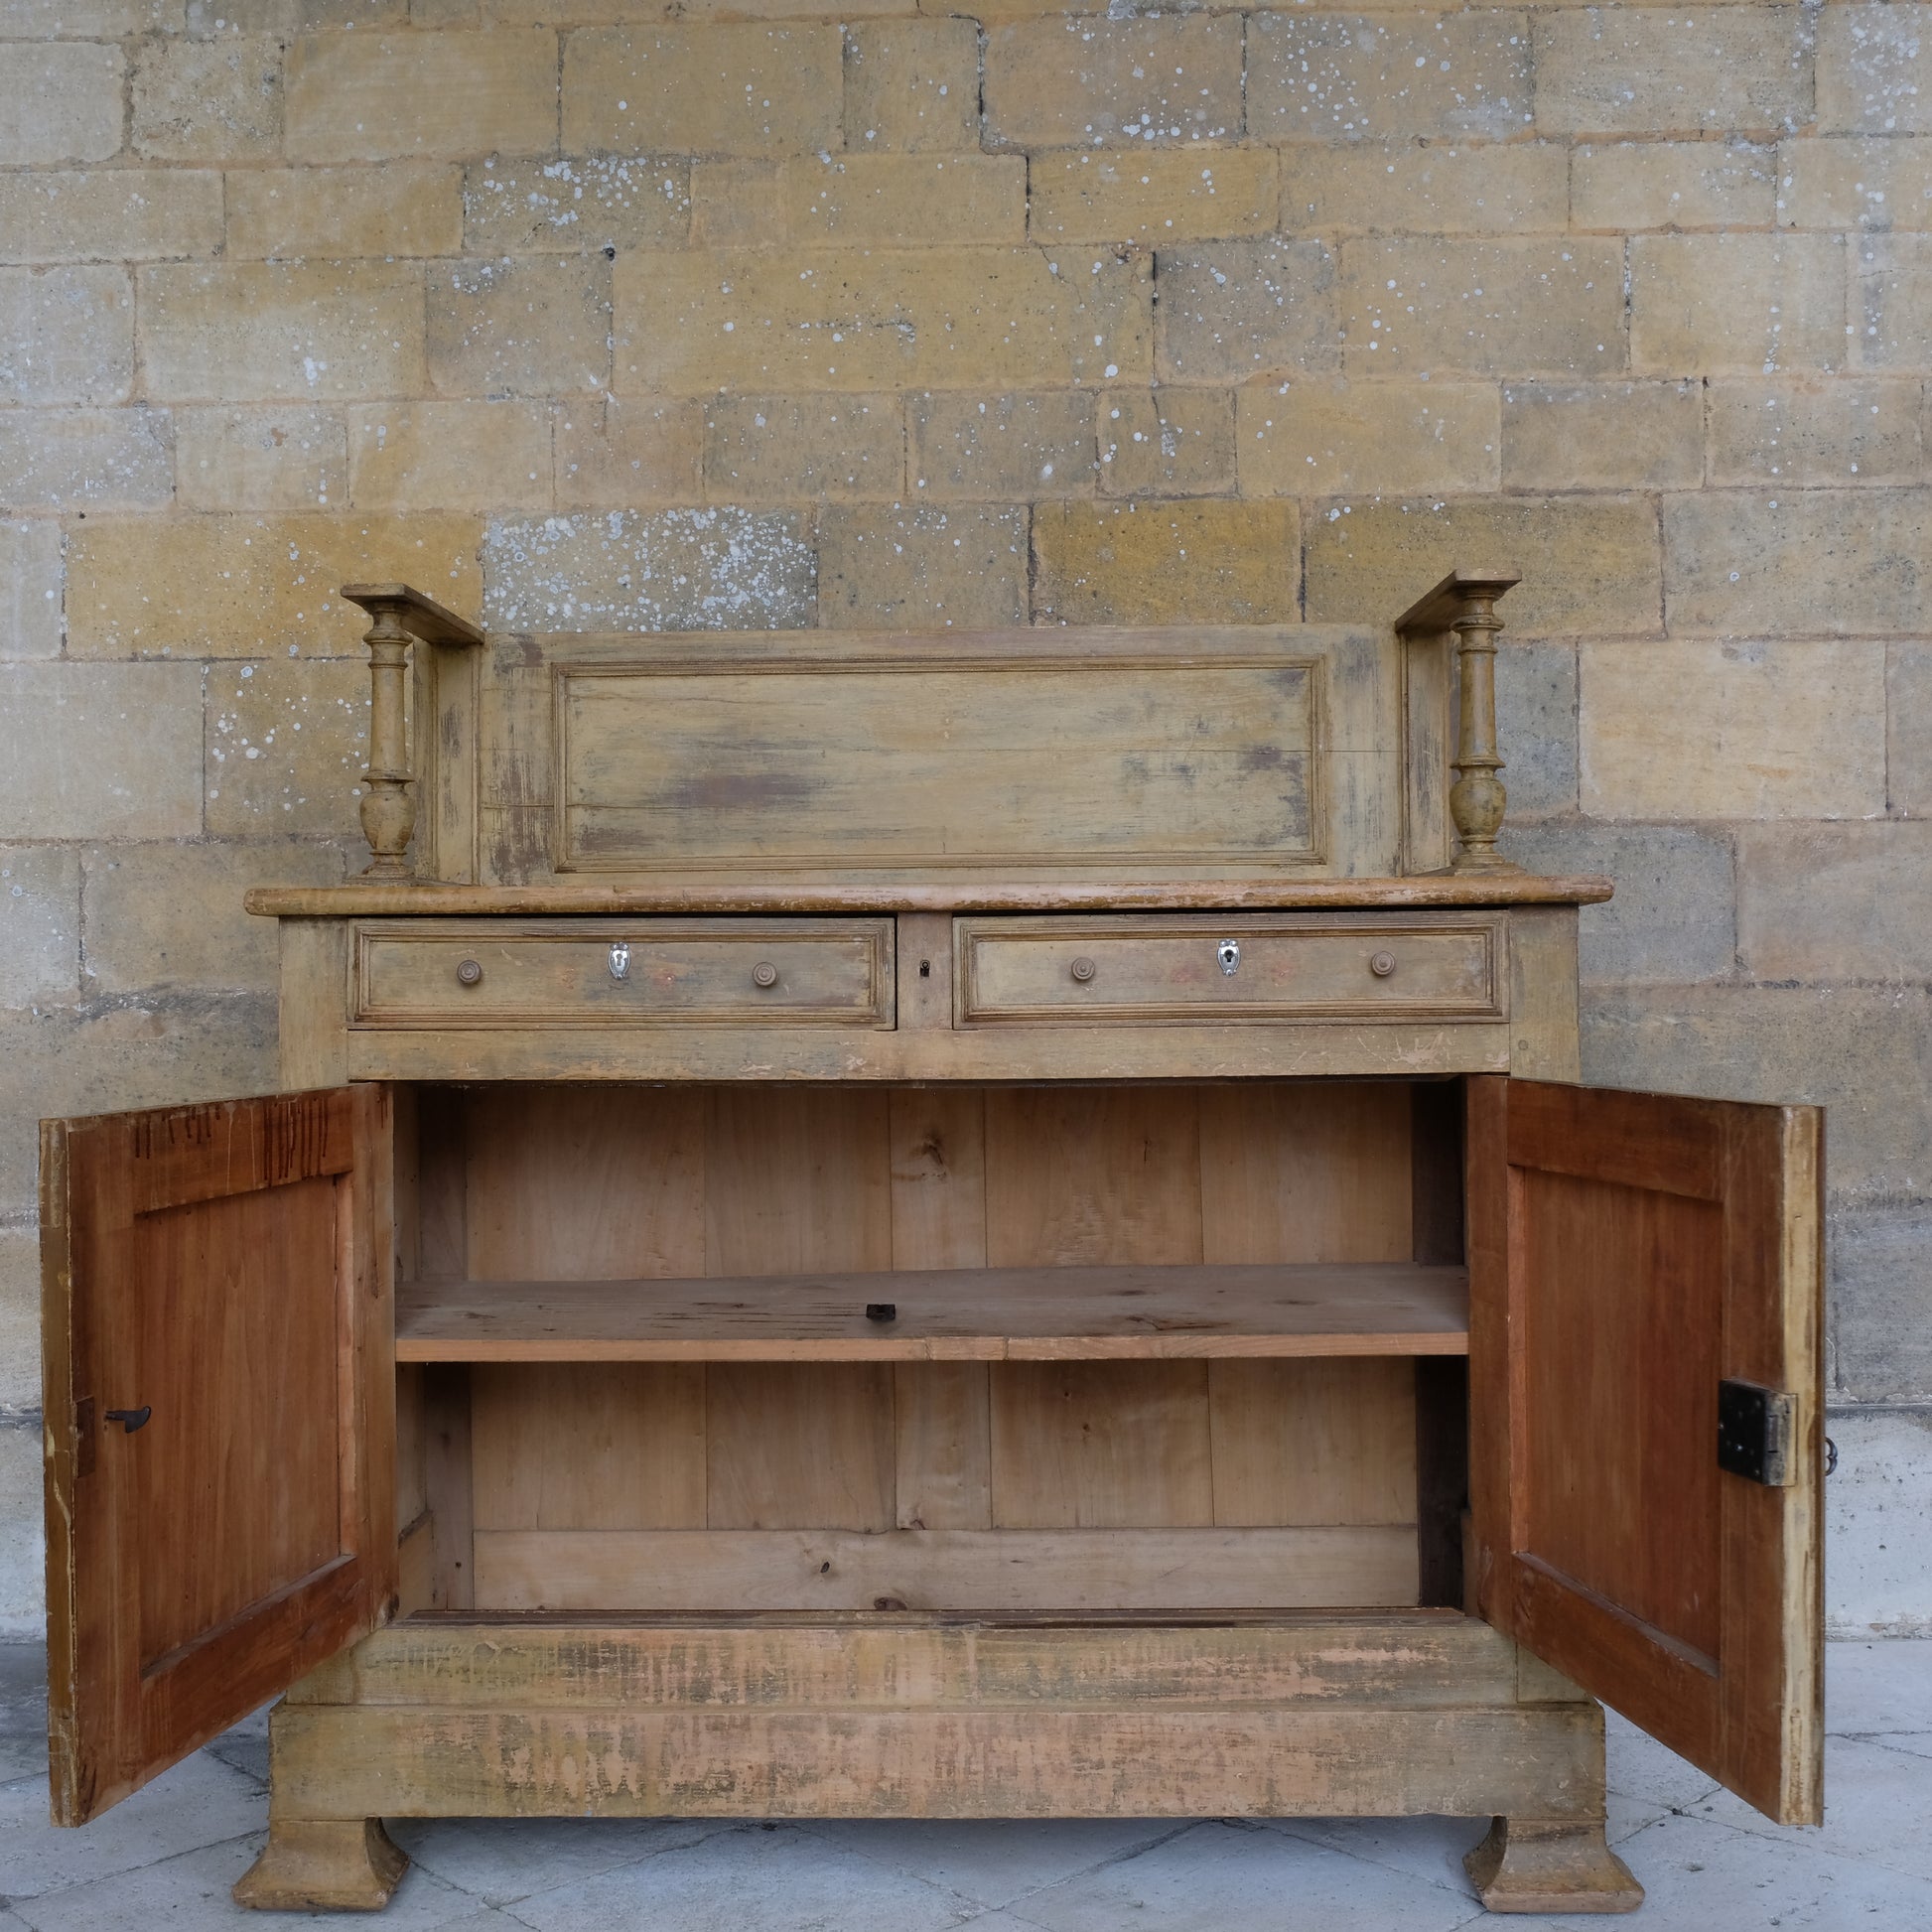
473, 626, 1404, 887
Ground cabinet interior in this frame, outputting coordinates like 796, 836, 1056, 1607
392, 1079, 1470, 1619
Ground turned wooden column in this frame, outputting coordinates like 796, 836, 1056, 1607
339, 584, 485, 879
1395, 567, 1523, 876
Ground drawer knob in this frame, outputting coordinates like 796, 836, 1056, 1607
1369, 950, 1398, 979
752, 961, 779, 989
455, 958, 483, 987
1069, 955, 1097, 984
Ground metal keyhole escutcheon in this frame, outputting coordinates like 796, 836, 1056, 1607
609, 942, 630, 981
1217, 939, 1241, 976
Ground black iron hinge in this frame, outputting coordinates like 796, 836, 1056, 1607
1717, 1379, 1799, 1487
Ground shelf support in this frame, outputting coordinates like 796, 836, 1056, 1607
340, 584, 484, 880
1395, 568, 1523, 876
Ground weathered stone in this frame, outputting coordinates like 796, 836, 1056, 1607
1706, 379, 1924, 486
785, 154, 1027, 246
1578, 986, 1932, 1210
5, 0, 180, 33
1505, 822, 1736, 986
1737, 823, 1932, 981
0, 663, 203, 840
1239, 377, 1498, 495
1156, 239, 1337, 381
1503, 380, 1703, 491
1834, 1206, 1932, 1402
1033, 499, 1299, 624
910, 390, 1098, 498
1306, 494, 1662, 638
984, 16, 1242, 149
0, 994, 278, 1223
1664, 488, 1932, 634
348, 402, 551, 512
1572, 141, 1777, 231
82, 839, 348, 996
463, 156, 688, 255
206, 659, 366, 840
68, 513, 482, 659
140, 261, 426, 402
1859, 235, 1932, 369
1099, 388, 1235, 497
1890, 642, 1932, 819
554, 396, 705, 508
844, 20, 980, 153
1783, 136, 1932, 231
0, 43, 123, 167
1581, 639, 1887, 819
1819, 6, 1932, 136
617, 247, 1151, 393
1534, 7, 1814, 137
427, 257, 612, 398
1338, 238, 1625, 376
0, 267, 132, 407
176, 406, 348, 512
0, 170, 222, 266
689, 160, 788, 249
1030, 150, 1277, 245
1632, 235, 1848, 374
1280, 141, 1566, 236
563, 26, 842, 157
0, 1231, 38, 1416
0, 522, 64, 661
0, 408, 174, 513
483, 508, 815, 630
229, 164, 464, 260
286, 28, 557, 162
818, 504, 1028, 628
1492, 640, 1578, 822
0, 846, 81, 1006
704, 395, 903, 501
1249, 11, 1533, 145
133, 35, 282, 161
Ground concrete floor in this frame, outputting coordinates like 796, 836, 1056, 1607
0, 1643, 1926, 1930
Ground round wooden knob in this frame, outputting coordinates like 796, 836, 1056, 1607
456, 958, 483, 987
1369, 951, 1398, 979
752, 961, 778, 988
1070, 956, 1097, 984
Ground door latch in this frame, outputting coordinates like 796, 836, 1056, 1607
1717, 1379, 1797, 1487
103, 1406, 151, 1435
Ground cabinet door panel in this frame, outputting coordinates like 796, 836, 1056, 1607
42, 1087, 395, 1825
1468, 1077, 1823, 1825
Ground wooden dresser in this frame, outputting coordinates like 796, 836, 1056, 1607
40, 570, 1824, 1915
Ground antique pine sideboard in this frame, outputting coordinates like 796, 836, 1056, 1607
40, 570, 1824, 1915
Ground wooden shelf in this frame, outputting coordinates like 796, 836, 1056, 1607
394, 1262, 1469, 1364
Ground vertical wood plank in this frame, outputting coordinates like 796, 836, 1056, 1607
1414, 1357, 1469, 1608
1509, 907, 1582, 1082
706, 1090, 893, 1276
706, 1364, 896, 1532
1208, 1359, 1418, 1527
897, 911, 954, 1035
472, 1364, 706, 1534
985, 1088, 1202, 1266
422, 1364, 474, 1612
895, 1364, 992, 1531
414, 1087, 469, 1283
277, 921, 349, 1090
1198, 1085, 1413, 1264
466, 1087, 706, 1282
991, 1363, 1212, 1529
890, 1089, 987, 1270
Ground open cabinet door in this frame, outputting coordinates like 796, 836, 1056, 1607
1468, 1077, 1824, 1825
41, 1087, 396, 1824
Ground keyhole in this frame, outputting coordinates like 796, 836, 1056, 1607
919, 960, 931, 978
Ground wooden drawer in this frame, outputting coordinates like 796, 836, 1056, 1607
954, 914, 1504, 1026
351, 919, 895, 1029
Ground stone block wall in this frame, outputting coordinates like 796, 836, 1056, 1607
2, 0, 1929, 1635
